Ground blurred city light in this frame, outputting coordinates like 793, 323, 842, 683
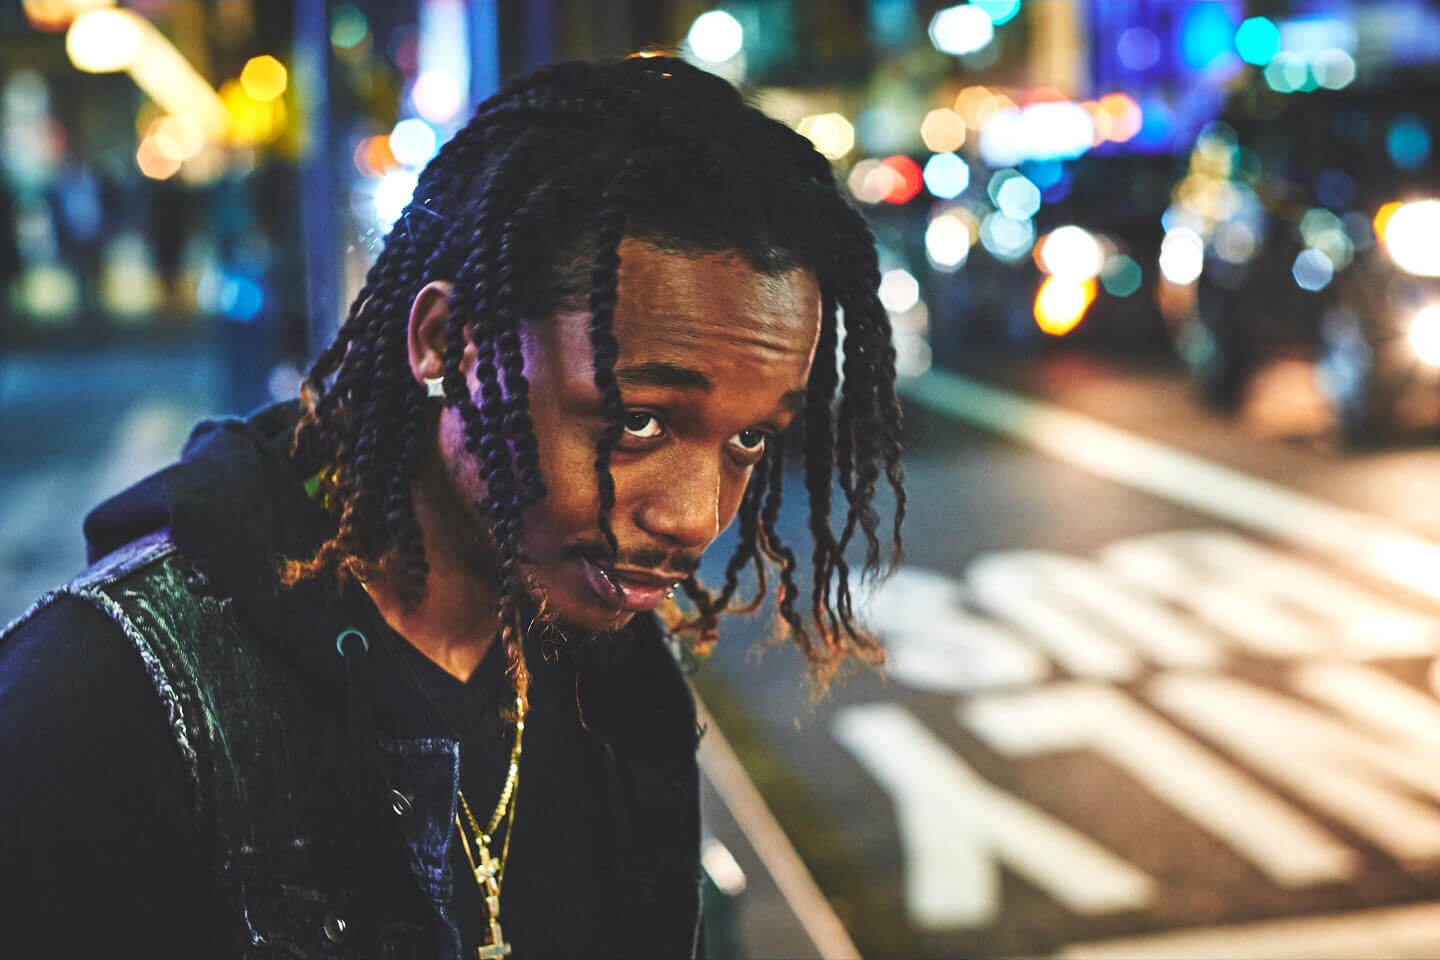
1101, 254, 1143, 297
330, 4, 369, 49
135, 134, 180, 180
797, 112, 855, 159
375, 170, 419, 229
412, 69, 463, 123
1180, 2, 1239, 70
1034, 277, 1096, 336
1158, 228, 1204, 285
928, 5, 994, 57
1387, 117, 1432, 171
878, 268, 921, 313
240, 55, 288, 103
1095, 93, 1143, 142
1117, 27, 1161, 70
879, 154, 923, 204
1292, 248, 1333, 291
222, 78, 285, 146
65, 7, 142, 72
1038, 226, 1103, 281
954, 86, 1014, 131
995, 173, 1041, 219
25, 0, 113, 34
922, 152, 969, 199
925, 210, 974, 271
1313, 49, 1356, 89
1300, 208, 1353, 270
971, 0, 1022, 26
687, 10, 744, 63
1383, 200, 1440, 277
1213, 221, 1258, 264
354, 135, 400, 178
389, 118, 438, 167
1264, 52, 1309, 92
1409, 305, 1440, 365
979, 101, 1094, 166
979, 211, 1036, 262
1234, 17, 1281, 66
920, 108, 966, 153
149, 114, 204, 162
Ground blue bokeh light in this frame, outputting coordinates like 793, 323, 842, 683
1388, 116, 1432, 171
1234, 16, 1280, 66
1180, 2, 1239, 70
922, 152, 971, 199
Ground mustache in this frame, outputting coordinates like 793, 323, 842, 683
564, 541, 702, 576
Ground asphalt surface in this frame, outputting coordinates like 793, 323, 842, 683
694, 348, 1440, 958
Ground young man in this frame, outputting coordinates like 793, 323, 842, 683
0, 58, 904, 958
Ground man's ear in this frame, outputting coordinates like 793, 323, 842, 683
407, 281, 456, 385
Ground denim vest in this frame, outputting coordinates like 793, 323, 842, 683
26, 529, 704, 959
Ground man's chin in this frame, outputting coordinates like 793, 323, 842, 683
527, 604, 636, 665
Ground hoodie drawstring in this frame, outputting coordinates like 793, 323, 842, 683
336, 627, 383, 956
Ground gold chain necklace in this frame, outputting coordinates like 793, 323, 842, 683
454, 696, 525, 959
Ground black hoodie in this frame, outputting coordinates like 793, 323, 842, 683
0, 402, 703, 958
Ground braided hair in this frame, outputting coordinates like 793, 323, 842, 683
285, 57, 906, 713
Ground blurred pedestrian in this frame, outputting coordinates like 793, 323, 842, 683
0, 56, 903, 959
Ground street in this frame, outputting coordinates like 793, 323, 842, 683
694, 349, 1440, 959
8, 346, 1440, 958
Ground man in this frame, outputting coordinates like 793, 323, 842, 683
0, 57, 904, 958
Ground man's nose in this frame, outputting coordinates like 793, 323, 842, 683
634, 454, 722, 550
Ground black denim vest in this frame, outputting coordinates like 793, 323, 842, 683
26, 530, 703, 959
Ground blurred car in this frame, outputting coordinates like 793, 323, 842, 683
1158, 73, 1440, 441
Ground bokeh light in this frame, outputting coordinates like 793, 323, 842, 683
1264, 53, 1308, 93
922, 152, 970, 199
136, 134, 181, 180
925, 210, 975, 271
878, 269, 921, 313
389, 118, 438, 168
994, 173, 1041, 219
1313, 49, 1356, 89
797, 113, 855, 159
1117, 27, 1161, 71
330, 4, 368, 49
65, 7, 142, 73
411, 69, 463, 123
1159, 228, 1204, 285
1409, 305, 1440, 365
928, 5, 994, 56
1102, 255, 1143, 297
1387, 117, 1432, 171
979, 211, 1036, 262
1234, 17, 1280, 66
240, 55, 288, 103
375, 170, 419, 229
880, 155, 923, 204
971, 0, 1022, 26
687, 10, 744, 63
1292, 248, 1333, 291
1096, 93, 1143, 142
1383, 200, 1440, 277
1034, 277, 1096, 336
24, 0, 114, 34
1038, 226, 1103, 281
920, 108, 966, 153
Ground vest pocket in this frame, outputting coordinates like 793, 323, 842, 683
236, 876, 431, 959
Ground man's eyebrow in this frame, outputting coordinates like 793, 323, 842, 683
613, 362, 714, 391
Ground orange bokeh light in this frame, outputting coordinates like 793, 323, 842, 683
1374, 201, 1404, 247
1034, 277, 1097, 336
1097, 93, 1143, 143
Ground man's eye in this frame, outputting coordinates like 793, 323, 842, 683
622, 411, 664, 439
732, 428, 768, 452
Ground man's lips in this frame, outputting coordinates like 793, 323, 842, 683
581, 558, 681, 613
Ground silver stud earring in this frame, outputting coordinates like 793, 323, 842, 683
424, 376, 445, 399
665, 588, 675, 600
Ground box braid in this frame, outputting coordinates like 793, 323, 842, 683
285, 56, 905, 706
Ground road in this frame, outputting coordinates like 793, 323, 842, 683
9, 345, 1440, 957
695, 349, 1440, 959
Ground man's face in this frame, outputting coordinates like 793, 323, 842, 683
439, 238, 822, 634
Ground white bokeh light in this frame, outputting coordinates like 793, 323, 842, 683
687, 10, 744, 63
928, 5, 995, 56
1159, 228, 1205, 285
1040, 226, 1103, 281
878, 268, 921, 313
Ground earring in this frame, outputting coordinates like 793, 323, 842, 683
424, 376, 444, 399
665, 588, 675, 600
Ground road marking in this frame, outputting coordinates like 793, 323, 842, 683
695, 695, 862, 960
901, 370, 1440, 606
1057, 899, 1440, 959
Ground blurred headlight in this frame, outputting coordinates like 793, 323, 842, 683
1383, 200, 1440, 277
1409, 304, 1440, 365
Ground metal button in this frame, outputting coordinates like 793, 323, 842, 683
389, 788, 412, 818
322, 911, 348, 943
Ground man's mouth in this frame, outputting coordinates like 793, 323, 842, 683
580, 557, 679, 613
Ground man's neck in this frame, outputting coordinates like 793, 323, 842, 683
364, 460, 501, 683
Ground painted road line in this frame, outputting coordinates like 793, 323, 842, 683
1056, 899, 1440, 959
695, 695, 862, 960
901, 370, 1440, 606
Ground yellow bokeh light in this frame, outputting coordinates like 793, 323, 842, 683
796, 113, 854, 160
149, 114, 204, 161
1034, 277, 1097, 336
240, 54, 288, 102
1374, 201, 1404, 248
920, 108, 966, 153
222, 78, 286, 145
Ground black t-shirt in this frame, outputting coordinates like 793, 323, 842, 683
0, 595, 621, 958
